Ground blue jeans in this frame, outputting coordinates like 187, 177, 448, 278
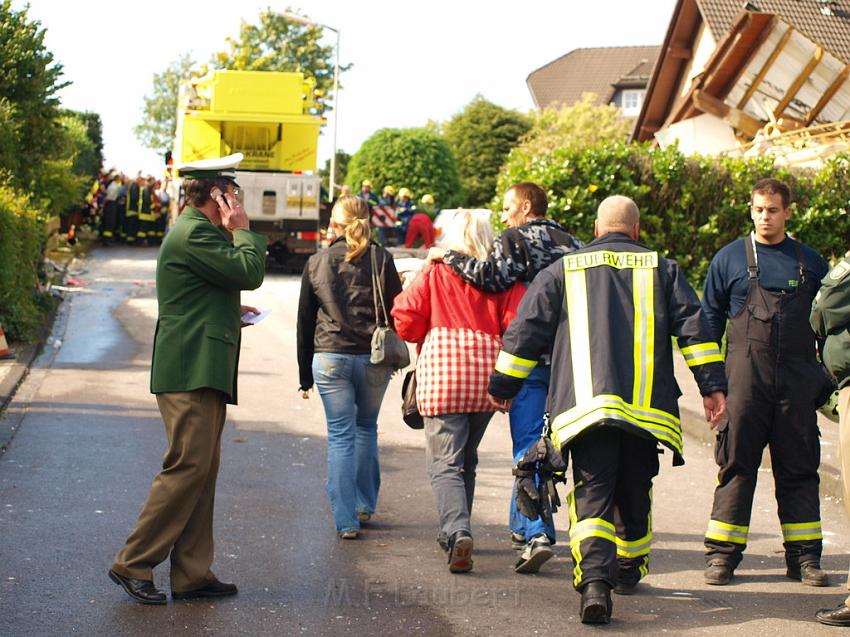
508, 366, 556, 543
312, 353, 392, 533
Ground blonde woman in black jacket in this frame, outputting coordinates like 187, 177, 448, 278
297, 195, 403, 539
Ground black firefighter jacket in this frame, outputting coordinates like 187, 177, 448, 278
489, 232, 727, 465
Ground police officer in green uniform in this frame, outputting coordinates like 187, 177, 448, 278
811, 252, 850, 626
108, 153, 267, 605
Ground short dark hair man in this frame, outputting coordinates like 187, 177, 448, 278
432, 181, 583, 574
108, 153, 267, 604
701, 177, 829, 587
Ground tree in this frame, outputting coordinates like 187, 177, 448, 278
515, 93, 632, 158
212, 8, 350, 104
61, 110, 104, 180
346, 128, 463, 208
136, 9, 351, 155
319, 150, 351, 193
134, 54, 199, 155
443, 96, 530, 207
0, 0, 68, 193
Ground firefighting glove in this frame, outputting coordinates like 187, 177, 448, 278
538, 438, 567, 523
512, 467, 541, 521
512, 437, 569, 522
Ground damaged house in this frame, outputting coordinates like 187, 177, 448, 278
633, 0, 850, 167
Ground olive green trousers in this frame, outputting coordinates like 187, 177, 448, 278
111, 389, 226, 593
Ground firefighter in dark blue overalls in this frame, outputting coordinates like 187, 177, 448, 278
701, 178, 830, 587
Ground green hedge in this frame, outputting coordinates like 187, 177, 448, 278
0, 186, 49, 341
346, 127, 464, 208
499, 142, 850, 284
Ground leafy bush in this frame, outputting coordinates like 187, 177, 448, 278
515, 93, 633, 158
346, 128, 463, 207
499, 142, 850, 284
442, 96, 530, 207
0, 186, 49, 341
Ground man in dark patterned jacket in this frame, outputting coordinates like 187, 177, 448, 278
431, 182, 583, 573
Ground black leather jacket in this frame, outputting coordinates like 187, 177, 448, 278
297, 238, 402, 390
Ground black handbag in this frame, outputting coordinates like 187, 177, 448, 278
369, 247, 410, 370
401, 369, 424, 429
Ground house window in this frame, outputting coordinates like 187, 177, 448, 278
622, 90, 644, 116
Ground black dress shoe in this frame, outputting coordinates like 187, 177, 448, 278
172, 580, 238, 600
108, 569, 166, 605
816, 603, 850, 626
580, 581, 612, 624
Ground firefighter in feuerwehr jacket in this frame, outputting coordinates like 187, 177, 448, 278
487, 195, 727, 625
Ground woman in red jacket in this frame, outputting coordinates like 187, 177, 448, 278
391, 210, 525, 573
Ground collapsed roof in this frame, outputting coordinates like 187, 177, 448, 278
634, 0, 850, 166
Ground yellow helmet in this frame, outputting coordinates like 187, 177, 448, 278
421, 193, 435, 205
398, 187, 412, 199
361, 179, 372, 188
383, 185, 396, 196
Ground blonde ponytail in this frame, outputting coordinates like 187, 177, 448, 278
331, 195, 371, 262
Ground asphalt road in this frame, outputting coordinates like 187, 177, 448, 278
1, 245, 850, 636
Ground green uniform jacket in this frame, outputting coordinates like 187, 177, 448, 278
150, 207, 267, 404
811, 254, 850, 388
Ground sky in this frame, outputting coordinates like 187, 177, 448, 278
20, 0, 678, 177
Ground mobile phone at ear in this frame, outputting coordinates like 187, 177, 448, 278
210, 187, 224, 201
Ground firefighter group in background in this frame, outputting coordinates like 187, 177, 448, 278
351, 179, 440, 249
83, 169, 172, 246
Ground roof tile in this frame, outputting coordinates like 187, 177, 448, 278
527, 46, 661, 108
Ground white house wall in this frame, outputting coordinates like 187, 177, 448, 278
679, 22, 717, 100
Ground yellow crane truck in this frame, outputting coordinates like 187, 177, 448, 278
174, 69, 325, 268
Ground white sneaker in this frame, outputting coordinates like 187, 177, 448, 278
514, 535, 554, 574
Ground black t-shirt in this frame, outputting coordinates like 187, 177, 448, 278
701, 235, 828, 343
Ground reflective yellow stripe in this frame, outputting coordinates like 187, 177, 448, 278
570, 517, 617, 545
639, 555, 649, 579
564, 268, 592, 403
495, 351, 537, 379
781, 521, 822, 541
617, 490, 653, 558
563, 251, 659, 271
632, 268, 654, 408
567, 490, 583, 587
681, 342, 723, 367
550, 394, 682, 455
616, 532, 652, 557
706, 519, 749, 544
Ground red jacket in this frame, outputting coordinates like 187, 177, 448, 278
391, 262, 525, 415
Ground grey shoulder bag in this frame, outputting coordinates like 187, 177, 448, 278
370, 247, 410, 370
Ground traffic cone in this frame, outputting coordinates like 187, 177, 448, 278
0, 324, 13, 360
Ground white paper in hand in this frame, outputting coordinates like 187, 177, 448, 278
241, 308, 271, 325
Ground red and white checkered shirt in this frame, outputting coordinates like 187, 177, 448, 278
416, 326, 502, 415
391, 263, 526, 416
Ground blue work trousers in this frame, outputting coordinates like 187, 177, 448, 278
508, 366, 556, 543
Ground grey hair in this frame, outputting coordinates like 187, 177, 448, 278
441, 209, 493, 260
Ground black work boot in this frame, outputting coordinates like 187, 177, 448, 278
787, 560, 829, 586
614, 566, 641, 595
704, 559, 734, 585
580, 581, 612, 624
